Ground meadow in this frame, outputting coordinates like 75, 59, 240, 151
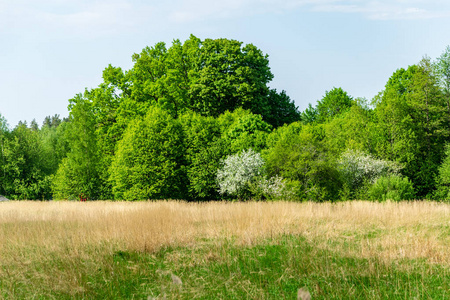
0, 200, 449, 299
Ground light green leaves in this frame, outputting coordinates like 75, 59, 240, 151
110, 106, 186, 200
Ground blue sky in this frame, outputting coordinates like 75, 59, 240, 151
1, 0, 450, 127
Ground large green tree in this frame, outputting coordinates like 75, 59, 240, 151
110, 106, 187, 200
434, 46, 450, 129
52, 95, 106, 200
301, 87, 353, 124
263, 122, 341, 201
57, 36, 299, 201
265, 89, 301, 127
316, 87, 353, 123
373, 58, 446, 197
0, 121, 60, 200
102, 35, 298, 127
188, 37, 273, 118
323, 98, 376, 156
179, 111, 224, 200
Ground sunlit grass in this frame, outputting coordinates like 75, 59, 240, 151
0, 200, 449, 298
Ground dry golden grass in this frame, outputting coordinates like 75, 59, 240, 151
0, 200, 449, 266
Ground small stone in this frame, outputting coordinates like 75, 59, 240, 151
297, 287, 311, 300
171, 274, 182, 286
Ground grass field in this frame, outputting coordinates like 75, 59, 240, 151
0, 200, 449, 299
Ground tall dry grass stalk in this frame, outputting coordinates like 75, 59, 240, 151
0, 200, 449, 265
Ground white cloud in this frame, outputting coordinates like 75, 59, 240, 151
168, 0, 262, 23
164, 0, 450, 22
0, 0, 449, 38
38, 1, 140, 34
311, 0, 450, 20
167, 0, 342, 23
0, 0, 158, 37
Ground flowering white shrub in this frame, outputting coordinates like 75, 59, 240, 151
338, 149, 401, 189
256, 175, 285, 198
216, 149, 265, 198
253, 175, 296, 200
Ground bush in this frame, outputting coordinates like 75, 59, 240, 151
263, 122, 342, 201
216, 149, 264, 199
338, 149, 402, 200
249, 175, 296, 201
366, 175, 415, 201
338, 149, 401, 189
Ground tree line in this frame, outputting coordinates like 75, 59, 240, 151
1, 35, 450, 201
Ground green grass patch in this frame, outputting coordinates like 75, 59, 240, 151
1, 235, 448, 299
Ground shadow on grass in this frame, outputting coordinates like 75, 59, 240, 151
1, 235, 449, 299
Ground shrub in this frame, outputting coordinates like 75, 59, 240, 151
338, 149, 401, 192
216, 149, 264, 199
250, 175, 296, 201
367, 175, 415, 201
264, 122, 342, 201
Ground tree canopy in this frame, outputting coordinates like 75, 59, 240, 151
96, 35, 300, 127
2, 38, 450, 202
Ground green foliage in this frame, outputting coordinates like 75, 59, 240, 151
110, 106, 186, 200
39, 117, 69, 174
301, 87, 353, 125
52, 95, 106, 200
366, 175, 416, 201
128, 40, 182, 117
189, 37, 273, 118
179, 111, 224, 200
0, 113, 9, 196
373, 59, 446, 197
0, 113, 68, 200
249, 175, 295, 201
106, 35, 296, 127
1, 124, 44, 199
434, 46, 450, 123
316, 87, 353, 123
301, 103, 318, 124
47, 35, 298, 201
338, 149, 401, 191
264, 122, 342, 201
434, 143, 450, 201
5, 41, 450, 202
0, 118, 68, 200
265, 89, 301, 127
219, 109, 272, 154
0, 113, 9, 133
323, 99, 376, 156
128, 36, 259, 117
